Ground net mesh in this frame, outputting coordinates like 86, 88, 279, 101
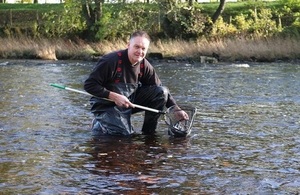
164, 105, 197, 137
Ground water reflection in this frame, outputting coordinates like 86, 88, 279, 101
81, 136, 166, 194
75, 133, 205, 194
1, 60, 300, 194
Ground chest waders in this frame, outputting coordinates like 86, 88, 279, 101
90, 52, 144, 136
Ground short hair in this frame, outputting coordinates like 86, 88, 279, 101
130, 30, 151, 42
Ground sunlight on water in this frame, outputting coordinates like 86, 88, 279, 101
1, 60, 300, 194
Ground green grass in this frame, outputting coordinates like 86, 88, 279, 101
0, 3, 64, 27
0, 3, 63, 11
200, 1, 283, 17
0, 1, 285, 17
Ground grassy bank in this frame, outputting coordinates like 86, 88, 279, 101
1, 2, 299, 63
0, 36, 299, 62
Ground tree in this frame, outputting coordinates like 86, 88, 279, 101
203, 0, 226, 35
160, 0, 206, 39
81, 0, 104, 39
212, 0, 226, 23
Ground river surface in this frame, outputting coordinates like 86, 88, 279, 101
1, 60, 300, 194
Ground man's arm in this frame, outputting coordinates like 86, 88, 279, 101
108, 91, 134, 108
84, 56, 115, 98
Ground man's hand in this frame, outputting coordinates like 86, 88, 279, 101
108, 92, 134, 108
173, 105, 189, 121
176, 110, 189, 121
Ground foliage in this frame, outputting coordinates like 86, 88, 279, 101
279, 0, 300, 10
211, 6, 279, 39
162, 4, 206, 39
211, 17, 238, 37
274, 1, 300, 37
248, 8, 278, 36
234, 14, 251, 32
281, 12, 300, 37
1, 1, 300, 40
40, 0, 85, 38
95, 3, 160, 41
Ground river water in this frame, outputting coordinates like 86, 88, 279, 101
1, 60, 300, 194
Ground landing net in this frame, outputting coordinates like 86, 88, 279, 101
164, 105, 197, 137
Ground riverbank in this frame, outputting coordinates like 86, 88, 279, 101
0, 36, 299, 63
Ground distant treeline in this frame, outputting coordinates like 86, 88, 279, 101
0, 0, 299, 41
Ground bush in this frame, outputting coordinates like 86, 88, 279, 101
162, 4, 206, 40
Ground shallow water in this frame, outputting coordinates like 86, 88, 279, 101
1, 60, 300, 194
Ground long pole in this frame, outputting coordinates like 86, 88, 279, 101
50, 83, 166, 114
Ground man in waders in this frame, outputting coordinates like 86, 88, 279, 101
84, 30, 188, 136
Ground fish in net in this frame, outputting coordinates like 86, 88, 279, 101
164, 105, 197, 137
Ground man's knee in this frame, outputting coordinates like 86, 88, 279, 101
156, 86, 169, 101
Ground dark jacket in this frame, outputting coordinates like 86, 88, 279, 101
84, 49, 176, 107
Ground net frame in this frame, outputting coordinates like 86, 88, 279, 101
164, 105, 197, 137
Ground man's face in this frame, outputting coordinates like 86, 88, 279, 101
127, 36, 150, 65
